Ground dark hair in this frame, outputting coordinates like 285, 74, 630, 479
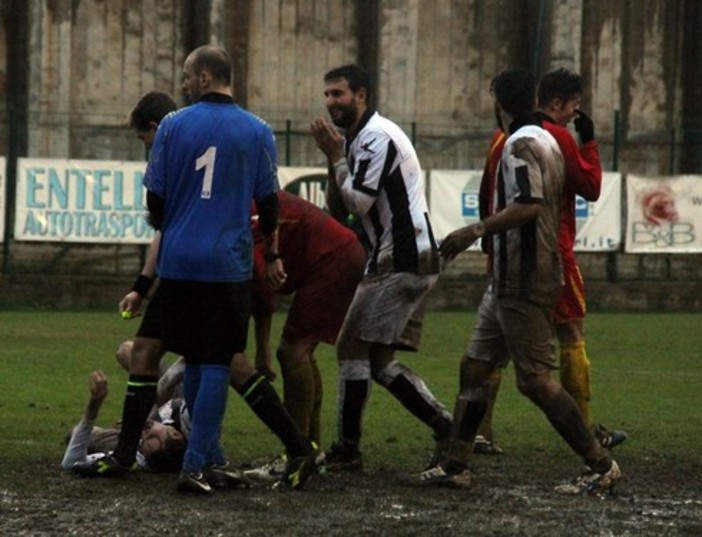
128, 91, 177, 130
537, 68, 582, 107
143, 435, 186, 474
191, 45, 232, 86
324, 64, 373, 105
491, 68, 536, 121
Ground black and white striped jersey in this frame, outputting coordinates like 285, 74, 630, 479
339, 110, 440, 276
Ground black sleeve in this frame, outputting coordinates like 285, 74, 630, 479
146, 191, 165, 231
256, 192, 279, 235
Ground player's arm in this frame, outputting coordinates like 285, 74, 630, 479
120, 231, 161, 318
325, 160, 351, 223
61, 371, 108, 470
257, 193, 287, 290
440, 201, 541, 261
568, 110, 602, 201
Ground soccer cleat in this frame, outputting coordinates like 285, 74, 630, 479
325, 441, 362, 472
177, 471, 214, 494
554, 460, 622, 496
593, 424, 629, 449
204, 461, 251, 489
275, 446, 325, 491
243, 454, 288, 483
473, 435, 504, 455
426, 435, 451, 470
418, 464, 472, 488
72, 452, 130, 478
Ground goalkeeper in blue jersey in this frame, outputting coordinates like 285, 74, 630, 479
121, 45, 305, 494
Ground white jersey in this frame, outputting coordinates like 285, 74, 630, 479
339, 110, 440, 276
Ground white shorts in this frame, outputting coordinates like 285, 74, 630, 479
338, 272, 438, 351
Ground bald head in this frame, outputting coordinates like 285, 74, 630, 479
182, 45, 233, 103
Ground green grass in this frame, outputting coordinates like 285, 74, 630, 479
0, 311, 700, 470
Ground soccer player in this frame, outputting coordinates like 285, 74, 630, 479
310, 64, 453, 470
74, 47, 320, 493
242, 190, 366, 481
474, 68, 627, 453
420, 69, 621, 495
62, 370, 187, 475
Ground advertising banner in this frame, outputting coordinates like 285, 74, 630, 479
573, 172, 622, 251
278, 166, 328, 209
429, 169, 622, 252
15, 158, 154, 244
625, 174, 702, 253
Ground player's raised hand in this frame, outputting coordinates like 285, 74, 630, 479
310, 117, 344, 162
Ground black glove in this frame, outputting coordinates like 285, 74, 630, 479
573, 110, 595, 144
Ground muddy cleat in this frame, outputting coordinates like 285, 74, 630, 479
325, 441, 362, 472
177, 471, 214, 494
243, 454, 288, 483
418, 464, 471, 488
204, 461, 251, 489
426, 435, 451, 469
473, 435, 504, 455
275, 447, 325, 491
593, 424, 628, 449
72, 452, 130, 478
555, 460, 622, 496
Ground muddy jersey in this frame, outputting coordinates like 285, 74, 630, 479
491, 124, 565, 306
155, 397, 191, 439
338, 110, 439, 276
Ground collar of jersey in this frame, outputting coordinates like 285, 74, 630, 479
199, 93, 234, 104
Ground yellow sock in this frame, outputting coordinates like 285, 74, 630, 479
476, 368, 502, 441
559, 341, 591, 426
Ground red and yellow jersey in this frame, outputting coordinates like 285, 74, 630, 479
251, 190, 363, 316
478, 118, 602, 268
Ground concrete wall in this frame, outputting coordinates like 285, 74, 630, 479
0, 0, 699, 310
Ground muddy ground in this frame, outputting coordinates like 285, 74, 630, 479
1, 453, 700, 537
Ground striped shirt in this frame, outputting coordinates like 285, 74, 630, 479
492, 124, 565, 306
339, 110, 439, 276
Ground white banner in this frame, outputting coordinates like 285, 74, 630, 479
429, 169, 484, 250
625, 174, 702, 253
278, 166, 328, 209
15, 158, 154, 244
573, 172, 622, 251
0, 156, 5, 243
429, 169, 622, 252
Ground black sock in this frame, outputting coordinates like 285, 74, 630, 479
339, 379, 370, 448
112, 375, 158, 466
239, 373, 310, 458
377, 362, 452, 438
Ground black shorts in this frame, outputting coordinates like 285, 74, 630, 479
135, 282, 166, 340
152, 278, 251, 365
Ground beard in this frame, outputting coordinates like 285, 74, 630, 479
328, 102, 357, 129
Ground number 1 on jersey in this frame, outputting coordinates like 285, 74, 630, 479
196, 146, 216, 199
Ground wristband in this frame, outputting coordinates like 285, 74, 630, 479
132, 275, 154, 298
473, 221, 486, 238
264, 251, 281, 263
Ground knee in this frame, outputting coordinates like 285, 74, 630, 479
130, 338, 164, 374
515, 372, 552, 403
459, 355, 491, 391
115, 340, 133, 371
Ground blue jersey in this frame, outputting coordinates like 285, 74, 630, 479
144, 95, 279, 282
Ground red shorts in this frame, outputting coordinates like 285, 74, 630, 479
553, 259, 586, 324
282, 240, 365, 345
